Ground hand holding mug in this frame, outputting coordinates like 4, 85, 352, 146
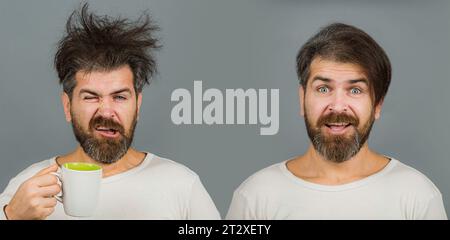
4, 164, 60, 220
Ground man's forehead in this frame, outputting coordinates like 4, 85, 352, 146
74, 66, 135, 92
309, 58, 368, 84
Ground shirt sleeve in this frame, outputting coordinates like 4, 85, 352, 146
418, 193, 448, 220
0, 161, 51, 220
225, 190, 256, 220
0, 176, 24, 220
187, 176, 221, 220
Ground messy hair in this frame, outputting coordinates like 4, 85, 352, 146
54, 3, 160, 97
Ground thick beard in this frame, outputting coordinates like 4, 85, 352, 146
305, 110, 374, 163
71, 111, 137, 164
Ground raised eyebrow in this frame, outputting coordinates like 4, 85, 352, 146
312, 76, 368, 85
311, 76, 332, 84
348, 78, 369, 86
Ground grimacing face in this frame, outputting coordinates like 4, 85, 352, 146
62, 65, 142, 164
300, 57, 383, 163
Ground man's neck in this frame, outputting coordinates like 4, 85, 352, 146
287, 143, 390, 185
56, 147, 147, 178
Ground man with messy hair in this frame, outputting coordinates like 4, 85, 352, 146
0, 4, 220, 220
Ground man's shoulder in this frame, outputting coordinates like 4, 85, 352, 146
234, 161, 287, 196
385, 158, 442, 196
142, 153, 200, 183
16, 158, 55, 178
7, 158, 55, 185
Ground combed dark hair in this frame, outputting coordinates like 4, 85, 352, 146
55, 3, 160, 97
296, 23, 391, 106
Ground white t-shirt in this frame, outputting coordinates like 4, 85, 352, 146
0, 153, 221, 220
226, 158, 447, 220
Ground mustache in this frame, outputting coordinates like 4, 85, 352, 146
316, 112, 359, 128
89, 116, 125, 135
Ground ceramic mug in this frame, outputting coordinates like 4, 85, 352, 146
52, 162, 102, 217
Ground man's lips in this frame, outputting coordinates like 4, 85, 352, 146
94, 126, 120, 138
323, 122, 352, 134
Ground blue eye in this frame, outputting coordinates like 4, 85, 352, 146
317, 86, 329, 93
350, 88, 362, 94
114, 95, 127, 101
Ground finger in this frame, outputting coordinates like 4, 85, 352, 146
41, 197, 58, 208
34, 164, 59, 177
34, 174, 59, 187
39, 184, 61, 197
39, 207, 56, 219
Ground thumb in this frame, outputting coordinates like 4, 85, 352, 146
34, 163, 59, 177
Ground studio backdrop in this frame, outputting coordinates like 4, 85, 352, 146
0, 0, 449, 217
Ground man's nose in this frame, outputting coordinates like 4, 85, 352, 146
326, 89, 349, 114
97, 98, 117, 119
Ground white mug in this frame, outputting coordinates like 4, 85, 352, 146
52, 162, 102, 217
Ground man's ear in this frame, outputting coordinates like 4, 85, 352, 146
61, 92, 72, 122
137, 93, 143, 120
374, 99, 384, 120
299, 86, 305, 117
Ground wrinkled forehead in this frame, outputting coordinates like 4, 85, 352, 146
308, 58, 369, 85
73, 65, 135, 94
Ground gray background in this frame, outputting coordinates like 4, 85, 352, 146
0, 0, 449, 218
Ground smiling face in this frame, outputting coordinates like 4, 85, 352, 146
300, 57, 383, 163
62, 65, 142, 164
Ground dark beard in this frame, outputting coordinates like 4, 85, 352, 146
305, 110, 374, 163
71, 112, 137, 164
